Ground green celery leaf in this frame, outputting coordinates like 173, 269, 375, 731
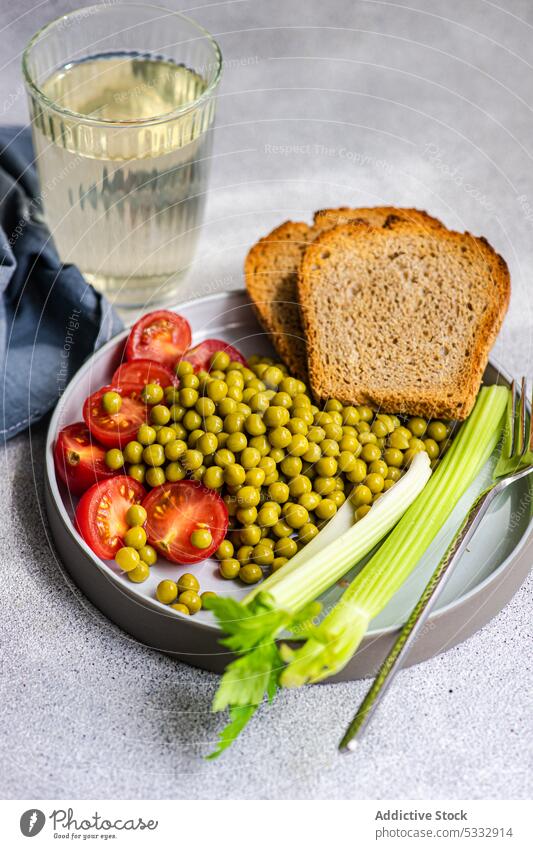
205, 704, 258, 760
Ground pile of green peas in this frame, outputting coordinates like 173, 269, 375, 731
105, 351, 452, 585
155, 573, 216, 614
114, 504, 158, 583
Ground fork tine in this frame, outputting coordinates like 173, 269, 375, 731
507, 379, 516, 459
530, 382, 533, 454
518, 377, 527, 459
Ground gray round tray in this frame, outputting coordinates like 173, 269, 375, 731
44, 291, 533, 680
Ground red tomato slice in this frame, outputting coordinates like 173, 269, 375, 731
185, 339, 247, 373
76, 476, 146, 559
54, 423, 118, 496
125, 310, 191, 369
83, 383, 147, 448
112, 359, 177, 389
143, 481, 228, 564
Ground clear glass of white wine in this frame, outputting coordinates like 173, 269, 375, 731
22, 3, 222, 308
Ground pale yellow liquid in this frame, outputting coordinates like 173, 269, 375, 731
32, 56, 214, 306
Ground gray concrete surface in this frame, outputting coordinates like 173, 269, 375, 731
1, 0, 532, 799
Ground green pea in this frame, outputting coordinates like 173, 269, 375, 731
218, 397, 237, 416
341, 405, 360, 425
239, 524, 262, 546
320, 438, 339, 458
127, 464, 146, 483
216, 540, 234, 560
240, 563, 263, 584
227, 385, 243, 402
282, 502, 308, 529
166, 462, 186, 481
245, 467, 265, 488
346, 459, 367, 483
223, 412, 244, 433
181, 409, 200, 431
181, 449, 203, 471
355, 505, 372, 521
257, 504, 279, 528
145, 467, 165, 487
175, 360, 194, 378
269, 426, 292, 448
127, 561, 151, 583
105, 448, 124, 470
245, 413, 266, 436
361, 443, 381, 463
125, 504, 147, 527
156, 580, 178, 604
298, 522, 319, 544
384, 448, 403, 467
137, 424, 156, 445
237, 485, 260, 508
236, 505, 258, 525
214, 448, 235, 468
387, 466, 402, 482
179, 388, 199, 408
427, 421, 448, 442
141, 383, 164, 405
357, 405, 373, 422
299, 491, 321, 511
169, 403, 186, 423
365, 473, 385, 494
371, 419, 389, 438
262, 366, 284, 388
302, 443, 321, 463
248, 434, 270, 457
236, 545, 254, 564
351, 484, 373, 506
314, 476, 336, 496
142, 443, 165, 467
115, 546, 140, 572
262, 406, 289, 428
124, 525, 147, 549
268, 481, 290, 503
223, 463, 246, 486
252, 543, 274, 567
164, 439, 186, 462
201, 465, 223, 489
424, 438, 440, 459
287, 475, 311, 498
133, 545, 154, 568
280, 455, 301, 477
210, 350, 231, 370
272, 518, 292, 538
150, 404, 171, 426
102, 390, 122, 414
181, 373, 199, 390
274, 536, 298, 558
238, 446, 259, 469
190, 527, 213, 549
314, 498, 337, 520
188, 429, 205, 447
330, 490, 346, 507
122, 441, 142, 464
369, 459, 388, 477
315, 456, 337, 477
178, 590, 202, 613
197, 432, 218, 455
226, 431, 248, 453
218, 557, 241, 581
268, 446, 284, 463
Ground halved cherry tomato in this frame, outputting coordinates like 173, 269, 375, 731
125, 310, 191, 369
83, 383, 147, 448
54, 422, 118, 496
185, 339, 247, 373
112, 359, 177, 389
76, 475, 146, 559
142, 481, 228, 564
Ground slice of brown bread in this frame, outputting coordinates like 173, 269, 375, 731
244, 207, 444, 380
298, 220, 510, 419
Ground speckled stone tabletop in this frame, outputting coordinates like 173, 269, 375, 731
1, 0, 532, 800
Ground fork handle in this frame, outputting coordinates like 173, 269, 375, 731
339, 483, 498, 753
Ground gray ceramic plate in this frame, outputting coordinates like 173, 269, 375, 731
44, 291, 533, 680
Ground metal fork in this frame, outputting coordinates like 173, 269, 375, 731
339, 378, 533, 753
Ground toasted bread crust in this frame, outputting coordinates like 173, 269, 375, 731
245, 207, 446, 380
298, 221, 510, 419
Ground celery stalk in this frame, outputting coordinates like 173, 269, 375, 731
280, 385, 509, 687
203, 451, 432, 757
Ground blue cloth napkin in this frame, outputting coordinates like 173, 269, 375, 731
0, 126, 123, 442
